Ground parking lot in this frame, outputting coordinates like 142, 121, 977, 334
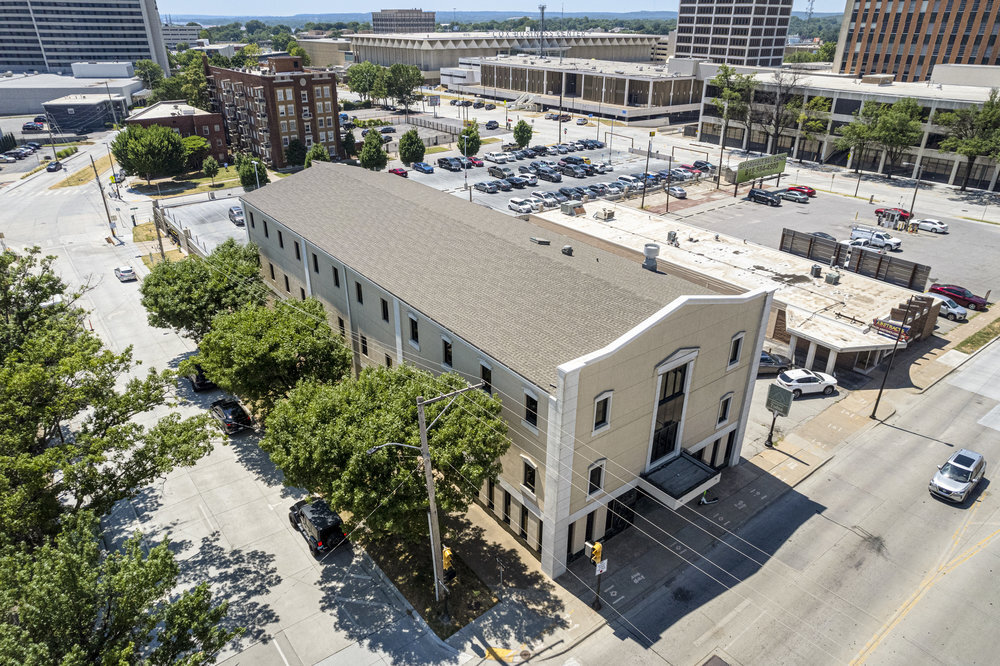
162, 198, 247, 255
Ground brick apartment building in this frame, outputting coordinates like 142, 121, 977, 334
203, 55, 342, 169
126, 100, 228, 163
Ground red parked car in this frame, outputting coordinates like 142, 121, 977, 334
467, 156, 484, 167
875, 207, 912, 220
787, 185, 816, 197
388, 168, 408, 177
929, 284, 989, 311
679, 164, 702, 173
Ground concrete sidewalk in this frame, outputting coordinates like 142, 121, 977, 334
443, 306, 999, 662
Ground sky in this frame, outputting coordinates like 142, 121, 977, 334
158, 1, 847, 18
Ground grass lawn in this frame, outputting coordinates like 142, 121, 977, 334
425, 146, 450, 154
132, 222, 159, 242
481, 137, 501, 145
360, 532, 496, 639
173, 165, 239, 185
50, 154, 112, 189
140, 249, 185, 267
956, 311, 1000, 354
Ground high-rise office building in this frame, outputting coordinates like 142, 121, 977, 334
371, 9, 436, 34
834, 0, 1000, 82
161, 23, 203, 51
674, 0, 793, 67
0, 0, 170, 75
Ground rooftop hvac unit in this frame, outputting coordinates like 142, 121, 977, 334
825, 271, 841, 285
667, 230, 677, 243
593, 208, 615, 220
810, 264, 822, 278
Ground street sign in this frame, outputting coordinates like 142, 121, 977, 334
766, 383, 794, 418
736, 153, 788, 184
427, 95, 441, 107
595, 559, 608, 575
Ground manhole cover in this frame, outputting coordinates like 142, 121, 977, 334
520, 650, 532, 660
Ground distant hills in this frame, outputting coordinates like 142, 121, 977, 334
166, 10, 841, 27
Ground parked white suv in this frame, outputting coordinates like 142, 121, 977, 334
508, 197, 539, 213
485, 152, 508, 164
927, 293, 967, 321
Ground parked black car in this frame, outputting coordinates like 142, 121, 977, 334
758, 350, 793, 374
485, 120, 499, 130
748, 188, 781, 206
437, 157, 462, 172
380, 126, 396, 134
473, 101, 485, 109
186, 364, 216, 391
289, 499, 346, 556
485, 103, 496, 110
210, 398, 252, 434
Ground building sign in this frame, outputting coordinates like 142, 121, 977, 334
427, 95, 440, 107
872, 318, 911, 341
736, 153, 787, 184
765, 383, 793, 418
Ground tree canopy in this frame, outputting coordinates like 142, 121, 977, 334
110, 123, 185, 184
139, 239, 265, 341
835, 100, 883, 172
285, 138, 307, 166
873, 98, 923, 178
237, 154, 270, 190
261, 366, 510, 542
359, 128, 388, 171
398, 128, 425, 165
202, 155, 220, 184
386, 63, 423, 110
513, 119, 533, 148
458, 122, 482, 157
134, 59, 164, 89
304, 143, 331, 168
181, 134, 211, 170
189, 298, 352, 418
934, 89, 1000, 191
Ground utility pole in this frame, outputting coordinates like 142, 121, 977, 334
640, 133, 652, 209
105, 144, 121, 198
870, 297, 914, 420
717, 100, 728, 190
91, 154, 117, 241
104, 82, 119, 127
44, 114, 58, 162
557, 73, 564, 140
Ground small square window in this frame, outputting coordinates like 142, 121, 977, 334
283, 275, 290, 292
299, 287, 306, 301
268, 262, 275, 279
332, 266, 340, 287
524, 393, 538, 427
361, 335, 368, 356
355, 282, 363, 304
523, 460, 536, 494
729, 333, 745, 367
481, 364, 492, 394
312, 253, 319, 273
442, 339, 453, 366
588, 464, 604, 495
263, 220, 269, 238
278, 230, 284, 249
385, 354, 392, 368
409, 316, 419, 344
338, 317, 345, 336
381, 298, 389, 322
294, 241, 300, 260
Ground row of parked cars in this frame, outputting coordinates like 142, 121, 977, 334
2, 141, 43, 162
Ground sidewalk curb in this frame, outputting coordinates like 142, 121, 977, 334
916, 330, 1000, 395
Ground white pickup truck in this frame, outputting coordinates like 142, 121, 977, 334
851, 224, 901, 250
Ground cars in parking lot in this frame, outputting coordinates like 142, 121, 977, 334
114, 266, 137, 282
475, 181, 498, 193
485, 120, 499, 130
693, 160, 715, 172
875, 207, 912, 220
561, 165, 586, 178
437, 157, 462, 172
531, 191, 559, 208
33, 115, 47, 124
667, 186, 687, 198
537, 168, 562, 183
492, 179, 512, 192
775, 368, 837, 398
559, 186, 587, 201
748, 188, 781, 206
521, 173, 538, 186
506, 176, 528, 188
485, 103, 496, 110
926, 293, 967, 321
389, 168, 408, 177
289, 498, 346, 555
380, 126, 396, 134
928, 449, 986, 503
467, 156, 484, 167
485, 152, 508, 163
786, 185, 816, 197
929, 283, 988, 310
473, 100, 484, 109
509, 197, 538, 213
46, 161, 62, 172
576, 118, 588, 125
412, 161, 434, 174
22, 122, 44, 132
210, 398, 253, 434
758, 350, 792, 374
488, 165, 514, 179
916, 218, 948, 233
778, 189, 810, 203
186, 364, 216, 392
228, 206, 245, 225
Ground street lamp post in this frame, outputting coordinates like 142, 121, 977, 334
870, 297, 914, 420
365, 382, 485, 614
462, 135, 470, 201
908, 163, 924, 222
251, 160, 261, 190
717, 100, 729, 190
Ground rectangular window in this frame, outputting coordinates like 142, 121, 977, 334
487, 477, 495, 510
312, 253, 319, 273
652, 364, 688, 463
442, 339, 453, 366
503, 490, 511, 524
277, 89, 284, 101
268, 262, 275, 279
248, 212, 255, 228
385, 354, 392, 368
277, 230, 284, 249
279, 122, 287, 135
202, 125, 209, 135
409, 316, 419, 344
294, 241, 300, 261
594, 393, 611, 431
481, 364, 492, 394
338, 316, 345, 336
283, 274, 290, 292
718, 394, 732, 425
524, 393, 538, 427
519, 507, 528, 539
355, 282, 363, 304
523, 460, 536, 493
299, 287, 306, 301
263, 220, 269, 237
301, 91, 308, 103
332, 266, 340, 287
381, 298, 389, 322
588, 464, 604, 495
318, 116, 325, 128
729, 333, 745, 367
360, 335, 368, 356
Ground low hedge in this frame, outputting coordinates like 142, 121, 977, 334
55, 146, 78, 159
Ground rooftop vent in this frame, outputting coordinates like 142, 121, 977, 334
530, 237, 551, 245
642, 243, 659, 271
561, 245, 573, 256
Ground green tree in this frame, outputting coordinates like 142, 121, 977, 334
458, 121, 482, 156
709, 65, 756, 178
0, 512, 240, 665
304, 143, 331, 167
202, 155, 220, 185
240, 42, 263, 58
934, 89, 1000, 191
371, 67, 390, 106
513, 119, 533, 148
189, 299, 352, 418
346, 61, 381, 101
793, 95, 832, 147
244, 19, 267, 34
0, 247, 215, 548
387, 63, 423, 111
818, 41, 836, 61
288, 41, 311, 66
261, 365, 510, 542
140, 239, 265, 341
110, 124, 185, 184
749, 70, 803, 154
285, 138, 307, 166
271, 32, 294, 52
134, 59, 164, 89
397, 128, 425, 165
835, 101, 883, 173
874, 97, 923, 178
359, 128, 388, 170
238, 158, 270, 190
181, 134, 211, 170
342, 129, 358, 157
175, 41, 190, 52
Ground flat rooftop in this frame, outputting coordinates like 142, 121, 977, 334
536, 202, 917, 353
480, 55, 695, 80
0, 73, 138, 90
242, 163, 717, 389
752, 69, 995, 103
352, 31, 658, 41
128, 100, 214, 121
44, 93, 123, 104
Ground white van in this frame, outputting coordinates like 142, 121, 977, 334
851, 224, 901, 250
927, 293, 967, 321
617, 175, 641, 191
485, 152, 508, 164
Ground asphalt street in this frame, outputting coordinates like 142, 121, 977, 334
164, 197, 248, 254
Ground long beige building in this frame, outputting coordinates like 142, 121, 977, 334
240, 164, 773, 577
350, 31, 662, 82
